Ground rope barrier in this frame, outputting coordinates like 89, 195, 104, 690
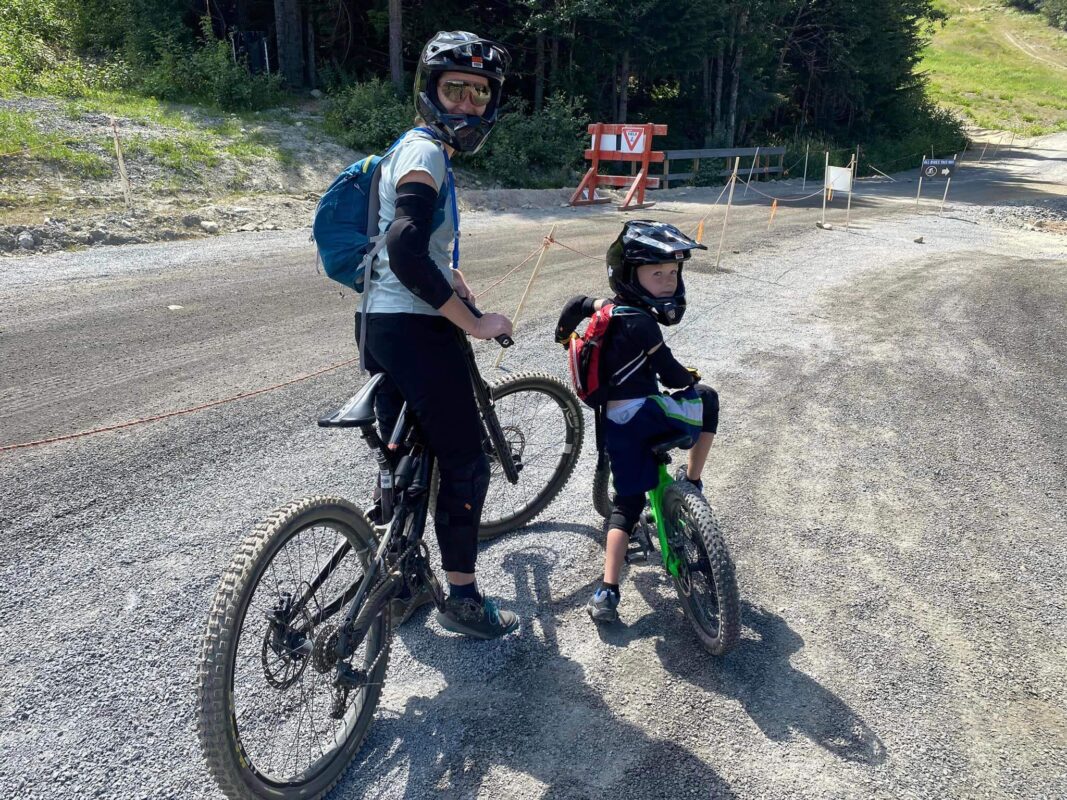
0, 357, 361, 453
474, 240, 547, 298
543, 234, 600, 261
745, 184, 826, 203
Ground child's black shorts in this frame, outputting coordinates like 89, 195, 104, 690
604, 383, 718, 533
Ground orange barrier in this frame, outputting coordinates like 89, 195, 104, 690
570, 123, 667, 210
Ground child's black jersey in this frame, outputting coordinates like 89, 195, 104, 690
602, 303, 694, 401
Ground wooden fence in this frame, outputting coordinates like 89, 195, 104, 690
653, 146, 787, 189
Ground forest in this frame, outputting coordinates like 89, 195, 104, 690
1, 0, 968, 184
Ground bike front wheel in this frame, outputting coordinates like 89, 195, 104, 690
663, 481, 741, 655
478, 372, 584, 537
592, 456, 614, 519
431, 372, 583, 539
198, 496, 390, 800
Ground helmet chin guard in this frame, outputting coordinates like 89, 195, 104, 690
414, 32, 510, 154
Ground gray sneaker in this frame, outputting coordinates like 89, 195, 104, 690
586, 587, 620, 624
389, 584, 434, 626
437, 596, 519, 640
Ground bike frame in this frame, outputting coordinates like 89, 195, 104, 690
291, 328, 517, 635
646, 464, 683, 578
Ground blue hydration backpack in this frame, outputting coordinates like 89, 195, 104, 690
312, 128, 436, 292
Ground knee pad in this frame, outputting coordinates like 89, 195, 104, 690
434, 454, 490, 530
696, 383, 719, 433
608, 493, 645, 534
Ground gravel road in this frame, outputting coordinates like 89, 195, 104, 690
1, 139, 1065, 800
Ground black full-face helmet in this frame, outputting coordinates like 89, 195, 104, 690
606, 220, 707, 326
414, 31, 510, 154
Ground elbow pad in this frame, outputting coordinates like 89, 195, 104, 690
386, 182, 453, 308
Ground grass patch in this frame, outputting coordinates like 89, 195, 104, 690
0, 108, 109, 177
922, 0, 1067, 134
62, 89, 199, 131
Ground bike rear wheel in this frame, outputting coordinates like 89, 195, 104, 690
662, 481, 740, 655
198, 496, 390, 800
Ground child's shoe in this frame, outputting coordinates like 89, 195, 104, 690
586, 586, 620, 623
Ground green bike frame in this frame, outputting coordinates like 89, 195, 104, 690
646, 464, 683, 578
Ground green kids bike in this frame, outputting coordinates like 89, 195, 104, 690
592, 435, 740, 656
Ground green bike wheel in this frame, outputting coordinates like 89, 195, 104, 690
663, 481, 740, 655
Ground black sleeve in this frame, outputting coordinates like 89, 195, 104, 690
629, 313, 694, 388
649, 343, 695, 388
385, 182, 454, 309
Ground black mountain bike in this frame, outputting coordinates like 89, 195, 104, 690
197, 316, 583, 800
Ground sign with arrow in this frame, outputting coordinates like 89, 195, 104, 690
921, 158, 957, 180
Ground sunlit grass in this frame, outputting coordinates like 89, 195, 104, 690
922, 0, 1067, 134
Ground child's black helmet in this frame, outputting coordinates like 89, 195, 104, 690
606, 220, 706, 326
414, 31, 510, 154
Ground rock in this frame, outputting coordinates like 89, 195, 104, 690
914, 236, 924, 244
17, 231, 35, 250
310, 89, 323, 99
231, 207, 252, 215
0, 231, 15, 251
200, 220, 220, 234
89, 229, 107, 243
182, 215, 201, 228
237, 224, 256, 232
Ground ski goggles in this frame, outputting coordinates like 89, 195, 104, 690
439, 80, 493, 107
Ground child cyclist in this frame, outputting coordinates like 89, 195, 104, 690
555, 221, 719, 623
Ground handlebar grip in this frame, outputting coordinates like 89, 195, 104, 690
461, 298, 513, 348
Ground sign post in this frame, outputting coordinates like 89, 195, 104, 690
845, 154, 855, 230
821, 151, 829, 225
570, 123, 666, 210
916, 156, 957, 213
714, 158, 740, 271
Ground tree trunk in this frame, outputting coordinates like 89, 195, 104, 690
726, 11, 748, 147
389, 0, 403, 90
534, 31, 545, 111
305, 6, 316, 88
713, 40, 724, 143
618, 49, 630, 123
550, 34, 560, 94
274, 0, 304, 88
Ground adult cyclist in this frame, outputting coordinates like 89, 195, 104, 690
357, 31, 518, 639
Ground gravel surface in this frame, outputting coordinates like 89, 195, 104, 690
1, 142, 1066, 800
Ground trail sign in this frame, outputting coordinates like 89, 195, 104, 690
921, 158, 957, 180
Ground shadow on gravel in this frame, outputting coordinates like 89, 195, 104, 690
626, 572, 887, 767
338, 546, 737, 800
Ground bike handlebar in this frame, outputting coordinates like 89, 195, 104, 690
461, 298, 513, 348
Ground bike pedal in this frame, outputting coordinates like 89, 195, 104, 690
624, 542, 649, 564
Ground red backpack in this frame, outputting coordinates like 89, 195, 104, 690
567, 303, 645, 408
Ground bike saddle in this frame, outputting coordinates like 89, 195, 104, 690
649, 433, 694, 459
318, 373, 386, 428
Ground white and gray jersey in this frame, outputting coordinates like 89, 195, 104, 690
364, 132, 456, 315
